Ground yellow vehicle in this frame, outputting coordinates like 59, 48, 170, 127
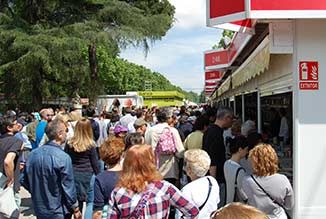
137, 91, 185, 107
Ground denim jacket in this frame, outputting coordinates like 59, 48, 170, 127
21, 141, 78, 218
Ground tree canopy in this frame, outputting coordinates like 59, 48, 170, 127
0, 0, 188, 110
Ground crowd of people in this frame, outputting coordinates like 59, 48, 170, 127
0, 103, 294, 219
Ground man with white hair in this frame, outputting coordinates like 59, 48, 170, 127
175, 149, 220, 219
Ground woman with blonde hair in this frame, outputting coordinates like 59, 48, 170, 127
242, 144, 294, 219
211, 202, 269, 219
107, 145, 199, 218
65, 118, 99, 216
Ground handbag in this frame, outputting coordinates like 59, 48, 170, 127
250, 175, 292, 219
0, 185, 19, 219
233, 167, 245, 202
198, 177, 212, 210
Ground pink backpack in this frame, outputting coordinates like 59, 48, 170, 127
155, 127, 177, 167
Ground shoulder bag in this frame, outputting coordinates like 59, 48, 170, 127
198, 177, 213, 210
233, 167, 245, 202
250, 175, 292, 219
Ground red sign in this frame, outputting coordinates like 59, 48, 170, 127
299, 82, 319, 90
251, 0, 326, 10
209, 0, 245, 19
229, 32, 252, 63
299, 61, 319, 90
216, 19, 255, 33
204, 49, 229, 69
205, 81, 219, 87
299, 61, 318, 81
205, 71, 225, 81
208, 0, 326, 27
205, 91, 214, 96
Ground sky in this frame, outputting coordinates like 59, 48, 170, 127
120, 0, 222, 94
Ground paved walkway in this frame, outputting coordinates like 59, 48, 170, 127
19, 187, 86, 219
19, 187, 35, 219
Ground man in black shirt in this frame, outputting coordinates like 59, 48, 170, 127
0, 114, 24, 206
203, 106, 234, 207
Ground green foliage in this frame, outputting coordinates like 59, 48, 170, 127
95, 45, 187, 94
0, 0, 177, 110
184, 91, 200, 103
199, 90, 206, 103
213, 30, 235, 49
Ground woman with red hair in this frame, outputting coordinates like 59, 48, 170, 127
242, 143, 294, 218
107, 145, 199, 218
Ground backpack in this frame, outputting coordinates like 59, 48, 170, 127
25, 120, 39, 149
156, 127, 177, 155
155, 127, 177, 168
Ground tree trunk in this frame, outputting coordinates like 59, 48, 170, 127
88, 43, 98, 81
31, 68, 43, 110
88, 43, 99, 101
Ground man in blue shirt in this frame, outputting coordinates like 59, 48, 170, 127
35, 108, 54, 148
21, 119, 81, 219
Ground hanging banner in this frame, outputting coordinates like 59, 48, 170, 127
229, 32, 253, 64
204, 32, 251, 72
205, 81, 219, 87
215, 19, 255, 34
205, 91, 214, 97
207, 0, 326, 27
251, 0, 326, 10
204, 49, 229, 70
205, 71, 225, 81
207, 0, 246, 27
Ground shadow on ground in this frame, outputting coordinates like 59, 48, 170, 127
20, 197, 35, 218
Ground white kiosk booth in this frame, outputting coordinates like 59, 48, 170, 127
206, 1, 326, 219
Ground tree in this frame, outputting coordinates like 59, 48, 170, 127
0, 0, 175, 110
199, 90, 206, 103
212, 30, 235, 49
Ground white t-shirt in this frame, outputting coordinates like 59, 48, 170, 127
224, 159, 247, 204
175, 176, 220, 219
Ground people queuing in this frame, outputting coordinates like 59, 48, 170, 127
106, 145, 199, 218
175, 149, 220, 218
65, 118, 100, 218
0, 104, 293, 219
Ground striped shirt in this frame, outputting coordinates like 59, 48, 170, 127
107, 180, 199, 219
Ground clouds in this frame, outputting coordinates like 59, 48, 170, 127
120, 0, 222, 94
169, 0, 207, 29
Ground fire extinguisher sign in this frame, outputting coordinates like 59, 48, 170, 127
299, 61, 319, 90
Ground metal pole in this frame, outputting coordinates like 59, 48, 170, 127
233, 96, 236, 115
241, 93, 245, 122
257, 90, 262, 134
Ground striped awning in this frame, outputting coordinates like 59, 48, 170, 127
232, 36, 270, 89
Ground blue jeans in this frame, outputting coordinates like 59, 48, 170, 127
84, 175, 95, 219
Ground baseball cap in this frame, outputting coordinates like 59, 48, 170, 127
114, 125, 128, 135
187, 116, 197, 122
134, 118, 147, 128
17, 118, 27, 126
